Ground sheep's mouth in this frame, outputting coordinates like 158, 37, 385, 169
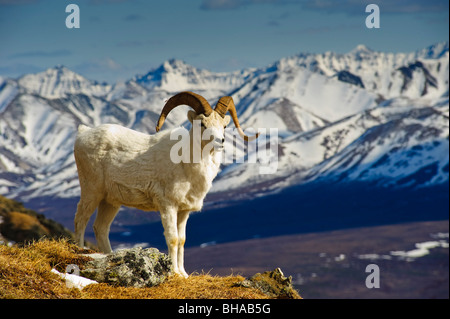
213, 138, 224, 151
213, 143, 224, 151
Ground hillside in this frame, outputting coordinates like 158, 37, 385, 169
0, 195, 73, 244
0, 196, 301, 299
0, 238, 301, 299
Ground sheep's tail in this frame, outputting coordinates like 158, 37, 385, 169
77, 124, 90, 134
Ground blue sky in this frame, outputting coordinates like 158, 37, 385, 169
0, 0, 448, 83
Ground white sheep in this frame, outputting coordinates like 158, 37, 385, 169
74, 91, 258, 277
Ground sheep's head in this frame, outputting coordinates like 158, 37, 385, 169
186, 110, 230, 150
156, 91, 259, 143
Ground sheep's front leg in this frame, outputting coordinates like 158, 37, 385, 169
177, 211, 190, 278
160, 207, 180, 275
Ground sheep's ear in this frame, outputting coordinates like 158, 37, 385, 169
223, 115, 231, 126
187, 110, 197, 123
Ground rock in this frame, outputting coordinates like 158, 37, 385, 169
235, 268, 301, 299
80, 247, 173, 288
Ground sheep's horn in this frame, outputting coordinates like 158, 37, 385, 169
156, 91, 213, 132
214, 96, 259, 142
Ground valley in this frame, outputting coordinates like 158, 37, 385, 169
1, 42, 449, 298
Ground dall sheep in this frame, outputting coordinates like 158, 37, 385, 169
74, 91, 258, 277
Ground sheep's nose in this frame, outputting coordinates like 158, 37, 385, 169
221, 138, 225, 143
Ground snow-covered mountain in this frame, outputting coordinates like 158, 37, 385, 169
18, 65, 111, 99
0, 43, 448, 210
135, 59, 251, 95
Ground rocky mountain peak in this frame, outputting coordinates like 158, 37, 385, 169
17, 65, 111, 99
349, 44, 374, 55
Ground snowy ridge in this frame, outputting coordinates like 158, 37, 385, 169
0, 77, 19, 114
136, 59, 251, 96
302, 101, 449, 187
0, 42, 448, 203
272, 41, 448, 101
18, 65, 111, 99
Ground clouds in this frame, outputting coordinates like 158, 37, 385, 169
72, 58, 156, 83
200, 0, 449, 14
200, 0, 284, 10
200, 0, 245, 10
0, 0, 447, 83
123, 13, 144, 22
115, 39, 165, 48
8, 49, 72, 59
75, 57, 123, 74
302, 0, 449, 14
0, 63, 43, 78
88, 0, 130, 4
0, 0, 37, 5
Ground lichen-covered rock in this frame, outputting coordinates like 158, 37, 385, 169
235, 268, 301, 299
80, 247, 172, 288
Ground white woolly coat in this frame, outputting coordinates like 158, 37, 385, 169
74, 124, 221, 213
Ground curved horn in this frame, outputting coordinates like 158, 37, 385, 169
156, 91, 213, 132
215, 96, 259, 142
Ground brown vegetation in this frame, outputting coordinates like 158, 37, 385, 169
0, 239, 299, 299
0, 239, 90, 298
0, 195, 73, 243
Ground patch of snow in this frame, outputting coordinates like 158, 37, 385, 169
200, 241, 217, 248
357, 237, 449, 262
113, 242, 150, 251
51, 268, 97, 289
334, 254, 346, 262
390, 240, 448, 261
431, 232, 449, 239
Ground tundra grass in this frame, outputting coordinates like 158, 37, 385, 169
0, 239, 270, 299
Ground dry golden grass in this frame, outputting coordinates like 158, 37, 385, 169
8, 212, 47, 232
0, 239, 274, 299
0, 239, 89, 298
82, 275, 269, 299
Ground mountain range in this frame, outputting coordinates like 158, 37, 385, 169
0, 42, 448, 243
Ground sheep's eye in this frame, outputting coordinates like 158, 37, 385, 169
201, 123, 206, 129
224, 125, 227, 129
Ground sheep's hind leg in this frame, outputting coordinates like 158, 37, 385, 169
93, 200, 120, 253
160, 207, 180, 276
74, 197, 100, 249
177, 211, 190, 278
